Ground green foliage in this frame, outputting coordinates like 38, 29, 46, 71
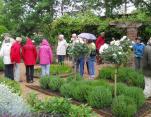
39, 76, 50, 89
50, 64, 72, 75
40, 76, 64, 91
43, 97, 71, 115
0, 57, 4, 70
0, 25, 8, 37
0, 78, 21, 95
66, 73, 83, 83
48, 77, 64, 91
27, 93, 96, 116
50, 13, 101, 43
35, 64, 72, 77
98, 67, 114, 80
67, 42, 90, 58
117, 83, 145, 108
70, 104, 97, 117
112, 95, 137, 117
87, 86, 112, 108
98, 67, 145, 88
60, 79, 112, 102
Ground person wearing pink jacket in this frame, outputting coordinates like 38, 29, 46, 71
39, 39, 53, 77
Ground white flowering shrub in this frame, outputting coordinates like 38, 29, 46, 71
0, 84, 30, 116
67, 41, 90, 58
101, 36, 132, 65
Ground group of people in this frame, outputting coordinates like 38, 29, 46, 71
0, 32, 151, 98
56, 34, 96, 79
0, 33, 53, 83
133, 37, 151, 98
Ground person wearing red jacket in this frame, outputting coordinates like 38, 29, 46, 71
96, 32, 105, 51
10, 37, 22, 82
22, 37, 37, 83
96, 32, 105, 64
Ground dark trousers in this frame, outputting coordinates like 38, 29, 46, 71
135, 57, 142, 70
58, 55, 65, 65
26, 65, 34, 82
4, 64, 14, 80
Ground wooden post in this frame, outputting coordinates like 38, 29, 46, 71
114, 65, 118, 97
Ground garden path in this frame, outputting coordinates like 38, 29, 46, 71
19, 63, 50, 100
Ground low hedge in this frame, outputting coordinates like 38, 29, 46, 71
98, 67, 145, 88
112, 95, 137, 117
0, 78, 21, 95
27, 93, 97, 117
39, 76, 50, 89
87, 86, 112, 108
40, 76, 64, 91
35, 64, 72, 77
117, 83, 145, 108
60, 80, 113, 107
48, 77, 64, 91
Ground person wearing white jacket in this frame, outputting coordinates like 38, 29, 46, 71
56, 34, 68, 65
0, 34, 15, 80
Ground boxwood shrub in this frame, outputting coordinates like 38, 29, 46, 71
87, 86, 112, 108
112, 95, 137, 117
98, 67, 144, 88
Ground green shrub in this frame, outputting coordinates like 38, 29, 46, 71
60, 83, 74, 98
27, 93, 97, 116
48, 77, 64, 91
117, 83, 145, 108
39, 77, 50, 89
116, 83, 128, 95
112, 95, 137, 117
0, 58, 4, 70
71, 84, 92, 102
66, 73, 83, 83
51, 64, 72, 75
98, 67, 114, 80
87, 86, 112, 108
0, 78, 21, 95
98, 67, 145, 88
43, 97, 71, 115
70, 104, 98, 117
124, 87, 145, 108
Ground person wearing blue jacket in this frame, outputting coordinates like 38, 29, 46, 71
133, 37, 145, 70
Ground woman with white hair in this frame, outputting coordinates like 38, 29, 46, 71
56, 34, 68, 65
0, 33, 15, 80
143, 38, 151, 98
10, 37, 22, 82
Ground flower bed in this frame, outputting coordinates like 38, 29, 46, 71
0, 84, 29, 116
39, 76, 145, 117
34, 64, 73, 77
98, 67, 145, 88
0, 77, 21, 94
26, 93, 98, 117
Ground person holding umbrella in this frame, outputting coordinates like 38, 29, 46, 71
86, 40, 96, 79
78, 33, 96, 78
